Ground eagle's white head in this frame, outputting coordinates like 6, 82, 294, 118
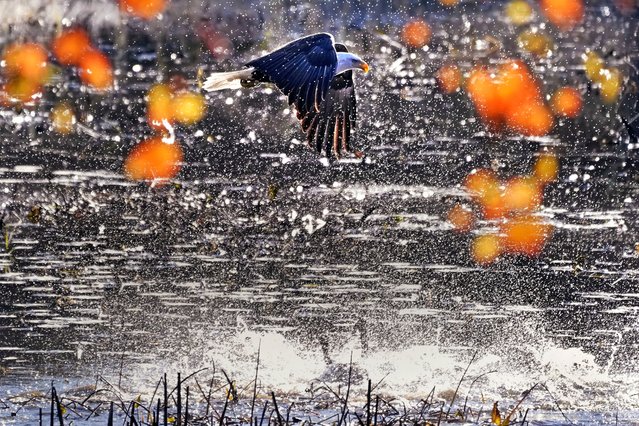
336, 52, 370, 76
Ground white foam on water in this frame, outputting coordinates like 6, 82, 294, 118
223, 330, 326, 391
108, 320, 638, 414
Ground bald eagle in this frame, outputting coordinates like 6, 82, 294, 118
203, 33, 369, 158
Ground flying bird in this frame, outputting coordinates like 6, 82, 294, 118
203, 33, 369, 158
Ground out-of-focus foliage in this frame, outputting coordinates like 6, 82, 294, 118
124, 137, 183, 181
119, 0, 167, 20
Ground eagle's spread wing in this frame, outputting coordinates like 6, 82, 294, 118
246, 33, 337, 117
300, 43, 357, 158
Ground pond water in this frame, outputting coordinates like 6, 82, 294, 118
1, 0, 639, 424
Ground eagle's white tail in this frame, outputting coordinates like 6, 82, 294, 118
202, 68, 255, 91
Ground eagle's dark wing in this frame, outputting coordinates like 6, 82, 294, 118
300, 43, 357, 158
246, 33, 337, 117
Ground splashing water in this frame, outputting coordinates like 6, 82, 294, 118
1, 0, 639, 424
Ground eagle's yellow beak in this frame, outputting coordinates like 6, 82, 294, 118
361, 62, 370, 73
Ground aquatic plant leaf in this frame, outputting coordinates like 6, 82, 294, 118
491, 402, 501, 425
268, 184, 279, 200
27, 206, 42, 224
